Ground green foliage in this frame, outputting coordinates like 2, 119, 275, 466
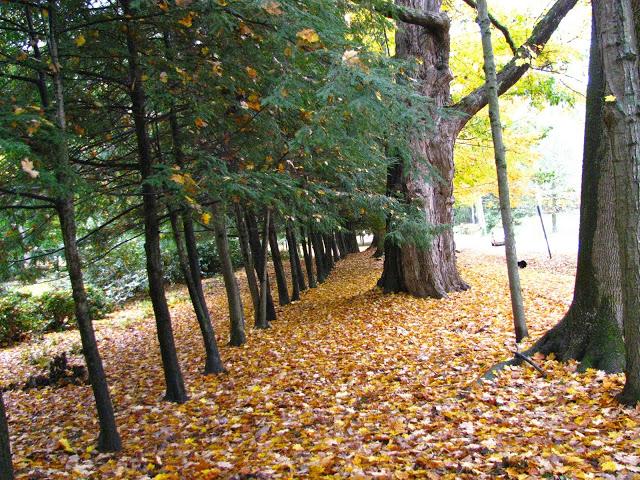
0, 287, 113, 346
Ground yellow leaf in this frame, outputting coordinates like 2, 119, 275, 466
194, 117, 208, 128
171, 173, 185, 184
75, 34, 86, 47
57, 437, 74, 453
601, 461, 619, 472
178, 12, 193, 27
605, 94, 616, 103
263, 1, 283, 15
201, 212, 211, 225
296, 28, 321, 50
158, 1, 169, 12
160, 72, 168, 83
246, 66, 258, 79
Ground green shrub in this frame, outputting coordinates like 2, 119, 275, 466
0, 287, 113, 346
0, 291, 40, 345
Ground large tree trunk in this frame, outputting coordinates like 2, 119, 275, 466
310, 229, 328, 282
494, 10, 625, 376
381, 0, 577, 298
268, 220, 290, 305
598, 0, 640, 405
48, 3, 122, 449
245, 210, 277, 321
123, 0, 187, 403
211, 202, 246, 346
169, 209, 224, 374
0, 392, 12, 480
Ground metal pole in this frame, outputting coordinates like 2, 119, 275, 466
537, 205, 552, 259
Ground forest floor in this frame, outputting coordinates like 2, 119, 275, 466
2, 251, 640, 479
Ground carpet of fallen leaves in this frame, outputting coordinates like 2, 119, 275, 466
2, 251, 640, 479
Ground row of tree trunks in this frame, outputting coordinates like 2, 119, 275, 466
245, 210, 277, 321
300, 228, 317, 288
234, 204, 261, 323
268, 220, 290, 306
168, 209, 224, 373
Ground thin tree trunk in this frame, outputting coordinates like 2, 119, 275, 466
268, 219, 290, 305
257, 211, 272, 329
288, 223, 306, 291
476, 0, 527, 342
211, 202, 246, 346
245, 210, 277, 320
311, 229, 327, 282
330, 234, 340, 263
0, 392, 12, 480
597, 0, 640, 405
234, 204, 260, 320
48, 1, 122, 449
169, 209, 224, 373
322, 234, 335, 273
285, 224, 302, 300
122, 0, 187, 403
336, 231, 348, 259
300, 227, 317, 288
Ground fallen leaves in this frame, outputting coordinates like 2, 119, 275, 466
3, 251, 640, 478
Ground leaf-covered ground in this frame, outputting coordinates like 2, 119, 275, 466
3, 251, 640, 479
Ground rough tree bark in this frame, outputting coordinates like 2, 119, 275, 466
485, 10, 625, 379
211, 202, 246, 346
476, 0, 528, 342
268, 220, 290, 305
122, 0, 187, 403
381, 0, 578, 298
0, 392, 13, 480
49, 1, 122, 449
310, 229, 327, 283
597, 0, 640, 405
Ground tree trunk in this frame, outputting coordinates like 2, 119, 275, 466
310, 229, 327, 283
0, 392, 12, 480
477, 0, 527, 342
169, 209, 224, 374
123, 0, 187, 403
513, 11, 624, 374
48, 2, 123, 448
329, 234, 340, 263
285, 223, 305, 299
597, 0, 640, 405
245, 210, 277, 320
257, 211, 272, 329
382, 0, 577, 298
234, 204, 261, 321
268, 220, 290, 305
322, 234, 335, 273
211, 202, 246, 346
300, 227, 317, 288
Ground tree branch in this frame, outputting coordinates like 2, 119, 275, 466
369, 1, 450, 33
452, 0, 578, 131
461, 0, 517, 54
